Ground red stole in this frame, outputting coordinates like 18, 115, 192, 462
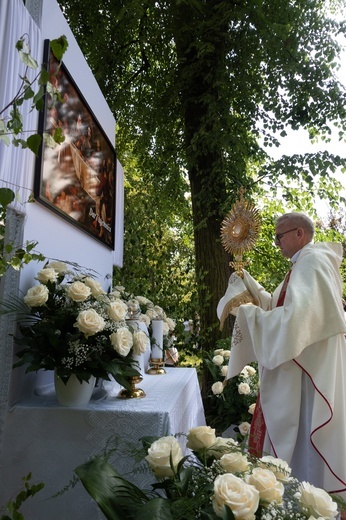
248, 269, 292, 457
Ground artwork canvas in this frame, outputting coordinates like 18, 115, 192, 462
34, 41, 116, 249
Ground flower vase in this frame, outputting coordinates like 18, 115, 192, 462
54, 372, 96, 407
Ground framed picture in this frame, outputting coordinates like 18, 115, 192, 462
34, 40, 116, 249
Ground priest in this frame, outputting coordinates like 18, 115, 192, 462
218, 212, 346, 498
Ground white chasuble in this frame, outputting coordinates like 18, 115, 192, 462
223, 242, 346, 497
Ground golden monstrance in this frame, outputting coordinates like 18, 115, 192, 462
218, 189, 261, 328
220, 189, 261, 277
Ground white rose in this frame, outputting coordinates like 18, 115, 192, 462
186, 426, 216, 451
238, 382, 251, 395
245, 468, 284, 505
298, 482, 338, 520
162, 321, 170, 336
248, 403, 256, 415
222, 349, 231, 359
108, 290, 121, 299
240, 368, 248, 377
212, 381, 224, 395
133, 330, 149, 355
136, 295, 150, 305
244, 365, 256, 376
208, 437, 238, 459
220, 452, 250, 473
46, 260, 67, 273
36, 268, 58, 284
238, 422, 251, 436
154, 305, 164, 317
165, 317, 176, 331
221, 365, 228, 377
214, 349, 223, 355
83, 277, 106, 297
145, 436, 183, 478
74, 308, 105, 336
146, 308, 158, 320
24, 284, 49, 307
213, 355, 224, 366
113, 285, 125, 292
107, 299, 128, 321
66, 281, 91, 302
259, 456, 292, 482
140, 313, 151, 327
110, 327, 133, 356
212, 473, 259, 520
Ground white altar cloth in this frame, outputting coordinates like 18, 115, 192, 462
0, 367, 205, 520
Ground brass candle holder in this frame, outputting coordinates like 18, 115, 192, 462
147, 358, 166, 375
117, 374, 146, 399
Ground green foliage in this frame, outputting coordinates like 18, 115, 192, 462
113, 141, 198, 323
203, 341, 259, 436
75, 456, 149, 520
57, 0, 346, 355
75, 431, 346, 519
0, 473, 44, 520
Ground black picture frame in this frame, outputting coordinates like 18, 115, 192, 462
34, 40, 116, 249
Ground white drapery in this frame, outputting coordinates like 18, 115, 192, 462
0, 0, 42, 210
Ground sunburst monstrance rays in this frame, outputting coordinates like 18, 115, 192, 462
220, 192, 261, 275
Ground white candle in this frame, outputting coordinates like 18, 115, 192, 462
126, 319, 143, 371
126, 319, 139, 331
151, 319, 163, 359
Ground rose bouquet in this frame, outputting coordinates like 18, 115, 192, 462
75, 425, 346, 520
110, 286, 177, 358
204, 341, 259, 437
10, 261, 149, 387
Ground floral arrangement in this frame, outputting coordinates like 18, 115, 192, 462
111, 285, 177, 357
204, 340, 259, 437
10, 261, 150, 387
75, 425, 346, 520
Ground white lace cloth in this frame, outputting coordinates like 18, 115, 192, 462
0, 367, 205, 519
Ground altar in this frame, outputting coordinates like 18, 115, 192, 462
0, 367, 205, 519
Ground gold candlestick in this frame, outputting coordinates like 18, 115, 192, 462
147, 358, 166, 375
117, 374, 146, 399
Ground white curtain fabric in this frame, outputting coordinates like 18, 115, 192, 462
0, 0, 42, 211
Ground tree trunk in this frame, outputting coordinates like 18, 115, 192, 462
172, 0, 238, 397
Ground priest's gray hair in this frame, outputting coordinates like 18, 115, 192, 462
276, 212, 315, 238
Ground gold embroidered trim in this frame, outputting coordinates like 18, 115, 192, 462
219, 290, 254, 330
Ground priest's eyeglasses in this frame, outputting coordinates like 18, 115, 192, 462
274, 228, 298, 244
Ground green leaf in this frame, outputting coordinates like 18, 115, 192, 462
39, 67, 50, 86
75, 456, 148, 520
50, 36, 69, 61
43, 132, 57, 148
222, 505, 236, 520
18, 50, 38, 69
23, 87, 35, 100
0, 188, 15, 207
26, 134, 42, 156
33, 85, 45, 107
53, 126, 65, 145
133, 497, 174, 520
